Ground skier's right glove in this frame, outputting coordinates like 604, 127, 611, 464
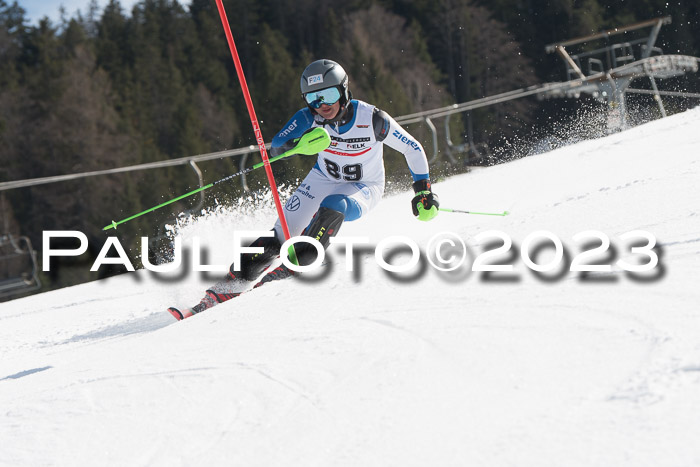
411, 179, 439, 222
291, 128, 316, 147
270, 128, 321, 157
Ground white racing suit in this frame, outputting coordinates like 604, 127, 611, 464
271, 99, 430, 241
177, 100, 434, 314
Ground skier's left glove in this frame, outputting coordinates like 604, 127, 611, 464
411, 179, 439, 221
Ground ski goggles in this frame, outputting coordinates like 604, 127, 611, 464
304, 87, 342, 108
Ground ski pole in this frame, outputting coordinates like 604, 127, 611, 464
102, 127, 330, 231
440, 208, 510, 216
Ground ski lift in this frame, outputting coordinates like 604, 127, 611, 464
0, 233, 41, 299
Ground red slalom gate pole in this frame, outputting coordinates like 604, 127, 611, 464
214, 0, 294, 244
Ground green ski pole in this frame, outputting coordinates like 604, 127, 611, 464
103, 127, 331, 231
440, 208, 510, 216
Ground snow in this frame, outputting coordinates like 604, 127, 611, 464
2, 107, 700, 466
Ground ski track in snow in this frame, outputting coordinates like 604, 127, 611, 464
1, 107, 700, 466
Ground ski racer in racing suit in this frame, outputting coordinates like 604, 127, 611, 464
168, 59, 439, 320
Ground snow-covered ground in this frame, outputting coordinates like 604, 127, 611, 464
1, 107, 699, 466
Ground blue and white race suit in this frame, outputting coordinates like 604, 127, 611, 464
270, 99, 430, 241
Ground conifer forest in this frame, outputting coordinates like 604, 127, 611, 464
1, 0, 698, 293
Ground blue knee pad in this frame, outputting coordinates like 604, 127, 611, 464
320, 194, 362, 221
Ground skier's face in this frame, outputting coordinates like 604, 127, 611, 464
316, 101, 340, 120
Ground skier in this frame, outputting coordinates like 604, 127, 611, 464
169, 59, 440, 320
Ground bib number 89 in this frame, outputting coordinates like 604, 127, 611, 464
324, 159, 363, 181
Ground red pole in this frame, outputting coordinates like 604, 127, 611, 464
214, 0, 293, 242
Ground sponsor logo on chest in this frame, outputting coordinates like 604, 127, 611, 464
331, 136, 371, 144
331, 135, 370, 150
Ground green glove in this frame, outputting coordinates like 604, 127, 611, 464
411, 179, 439, 221
270, 128, 319, 157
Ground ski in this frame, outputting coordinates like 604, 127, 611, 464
166, 264, 294, 321
167, 307, 194, 321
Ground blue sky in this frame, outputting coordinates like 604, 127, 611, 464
18, 0, 142, 25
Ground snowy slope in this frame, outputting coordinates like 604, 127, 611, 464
1, 107, 700, 467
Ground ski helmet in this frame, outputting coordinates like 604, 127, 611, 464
300, 59, 350, 110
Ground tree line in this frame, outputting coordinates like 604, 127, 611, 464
1, 0, 698, 293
